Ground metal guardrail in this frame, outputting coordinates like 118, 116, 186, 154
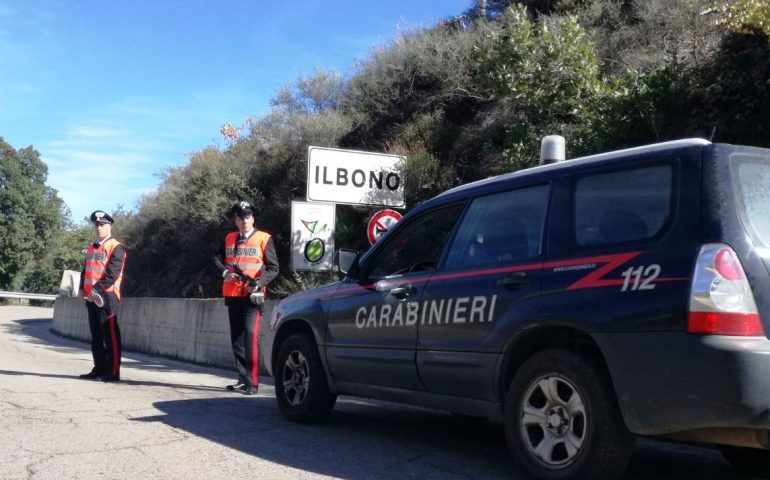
0, 291, 58, 304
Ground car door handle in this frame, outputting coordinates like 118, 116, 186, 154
496, 272, 528, 289
390, 285, 415, 297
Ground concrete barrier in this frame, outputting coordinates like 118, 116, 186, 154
52, 296, 277, 375
58, 269, 80, 297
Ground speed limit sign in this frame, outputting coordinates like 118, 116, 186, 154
367, 209, 402, 245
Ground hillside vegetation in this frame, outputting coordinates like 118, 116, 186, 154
3, 0, 769, 299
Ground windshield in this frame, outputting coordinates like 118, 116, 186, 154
733, 153, 770, 248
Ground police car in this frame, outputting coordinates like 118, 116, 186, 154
268, 137, 770, 479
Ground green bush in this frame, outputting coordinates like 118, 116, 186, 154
111, 0, 770, 299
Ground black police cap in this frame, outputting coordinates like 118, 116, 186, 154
90, 210, 114, 224
231, 201, 255, 217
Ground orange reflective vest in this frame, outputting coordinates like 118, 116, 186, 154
83, 238, 125, 300
222, 230, 271, 297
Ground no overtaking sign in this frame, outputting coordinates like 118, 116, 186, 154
368, 209, 402, 245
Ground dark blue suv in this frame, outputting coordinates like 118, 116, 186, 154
268, 138, 770, 479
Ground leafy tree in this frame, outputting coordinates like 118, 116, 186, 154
342, 24, 490, 147
576, 0, 722, 74
0, 138, 66, 292
22, 221, 92, 295
19, 206, 132, 297
122, 71, 353, 298
119, 0, 770, 299
719, 0, 770, 37
474, 5, 606, 167
593, 4, 770, 149
271, 69, 346, 115
120, 147, 254, 297
340, 22, 503, 204
465, 0, 586, 19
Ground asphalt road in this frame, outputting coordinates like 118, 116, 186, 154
0, 306, 762, 480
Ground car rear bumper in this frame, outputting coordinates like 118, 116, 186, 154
596, 332, 770, 436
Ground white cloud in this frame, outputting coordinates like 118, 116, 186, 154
44, 147, 162, 222
68, 126, 126, 138
47, 144, 161, 172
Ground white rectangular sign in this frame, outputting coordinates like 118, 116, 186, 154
291, 201, 336, 271
307, 146, 405, 207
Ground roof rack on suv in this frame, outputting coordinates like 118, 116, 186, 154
438, 137, 713, 200
573, 138, 711, 164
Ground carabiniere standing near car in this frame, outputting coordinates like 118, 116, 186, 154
78, 210, 127, 383
217, 201, 279, 395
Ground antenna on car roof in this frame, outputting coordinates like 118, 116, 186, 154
540, 135, 566, 165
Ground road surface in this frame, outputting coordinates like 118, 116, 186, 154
0, 306, 759, 479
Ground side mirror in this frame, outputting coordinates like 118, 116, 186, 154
334, 248, 359, 277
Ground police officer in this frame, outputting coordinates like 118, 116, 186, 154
218, 201, 279, 395
79, 210, 127, 382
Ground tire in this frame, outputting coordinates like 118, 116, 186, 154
720, 445, 770, 477
275, 333, 337, 423
505, 349, 635, 480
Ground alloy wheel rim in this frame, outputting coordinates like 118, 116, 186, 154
520, 374, 587, 468
282, 350, 310, 406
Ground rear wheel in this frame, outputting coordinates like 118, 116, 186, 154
505, 349, 634, 480
720, 445, 770, 477
275, 333, 336, 423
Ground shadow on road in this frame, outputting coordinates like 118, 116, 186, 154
3, 313, 762, 479
0, 368, 229, 393
2, 317, 237, 380
1, 318, 91, 355
146, 395, 757, 480
625, 440, 763, 479
149, 396, 520, 480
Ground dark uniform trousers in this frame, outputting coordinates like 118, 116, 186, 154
226, 296, 261, 388
85, 292, 122, 378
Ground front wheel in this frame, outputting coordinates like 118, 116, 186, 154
275, 333, 336, 423
720, 445, 770, 477
505, 349, 634, 480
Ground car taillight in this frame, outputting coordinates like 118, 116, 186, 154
688, 244, 763, 336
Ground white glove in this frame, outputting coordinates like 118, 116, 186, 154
86, 291, 104, 307
249, 291, 264, 305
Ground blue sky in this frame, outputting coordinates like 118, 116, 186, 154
0, 0, 470, 222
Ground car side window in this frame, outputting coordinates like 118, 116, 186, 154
364, 204, 464, 279
444, 185, 549, 270
574, 164, 672, 247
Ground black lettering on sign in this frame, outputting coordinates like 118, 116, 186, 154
386, 173, 400, 191
323, 166, 333, 185
314, 165, 402, 192
352, 169, 365, 187
337, 168, 348, 186
369, 171, 382, 189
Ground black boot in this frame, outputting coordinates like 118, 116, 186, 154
79, 369, 101, 380
226, 382, 246, 392
240, 385, 258, 396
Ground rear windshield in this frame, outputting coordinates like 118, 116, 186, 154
733, 153, 770, 248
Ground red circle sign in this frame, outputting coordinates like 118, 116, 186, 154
367, 209, 402, 245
